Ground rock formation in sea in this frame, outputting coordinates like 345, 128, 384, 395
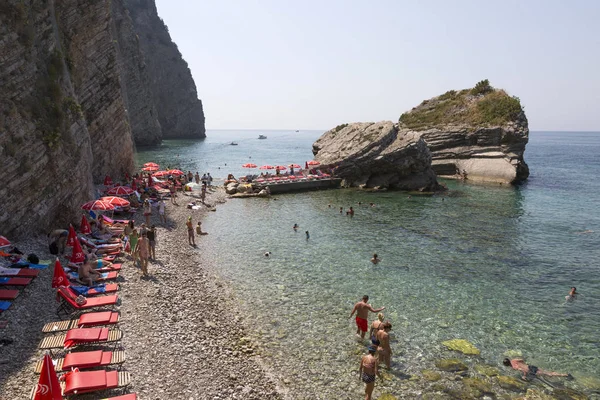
0, 0, 203, 237
314, 80, 529, 189
399, 80, 529, 184
312, 121, 441, 191
123, 0, 206, 140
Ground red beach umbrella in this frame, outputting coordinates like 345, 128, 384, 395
0, 235, 10, 248
275, 165, 287, 170
51, 258, 69, 288
242, 163, 257, 168
152, 170, 170, 178
80, 215, 92, 235
289, 164, 301, 169
100, 197, 130, 207
66, 225, 77, 247
143, 162, 159, 168
259, 165, 275, 170
33, 353, 62, 400
142, 166, 158, 172
81, 200, 115, 211
70, 238, 85, 264
307, 160, 320, 166
167, 169, 184, 176
103, 175, 113, 186
107, 186, 134, 196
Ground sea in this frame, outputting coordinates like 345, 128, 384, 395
136, 130, 600, 398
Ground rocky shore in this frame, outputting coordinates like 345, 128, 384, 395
0, 186, 282, 400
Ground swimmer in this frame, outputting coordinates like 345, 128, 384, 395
346, 206, 354, 216
370, 203, 375, 207
328, 204, 331, 208
565, 287, 577, 302
293, 224, 299, 231
358, 201, 362, 205
264, 251, 271, 257
305, 231, 310, 239
371, 253, 380, 264
503, 358, 570, 381
340, 207, 343, 214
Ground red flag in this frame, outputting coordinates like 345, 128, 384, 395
70, 238, 85, 264
66, 225, 77, 247
80, 215, 92, 235
51, 258, 69, 288
34, 353, 61, 400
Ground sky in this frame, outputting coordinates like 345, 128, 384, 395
155, 0, 600, 131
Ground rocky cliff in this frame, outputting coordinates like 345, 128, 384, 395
124, 0, 206, 140
312, 121, 441, 191
0, 0, 203, 238
399, 80, 529, 183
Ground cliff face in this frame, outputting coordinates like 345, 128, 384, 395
312, 122, 440, 191
123, 0, 206, 140
399, 81, 529, 183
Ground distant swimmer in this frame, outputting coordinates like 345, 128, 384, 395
370, 203, 375, 207
371, 253, 380, 264
340, 207, 343, 214
358, 201, 362, 205
346, 206, 354, 217
264, 251, 271, 257
328, 204, 331, 208
350, 295, 385, 340
565, 287, 577, 302
305, 231, 310, 240
293, 223, 299, 231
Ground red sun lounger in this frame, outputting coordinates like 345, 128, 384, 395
0, 277, 31, 286
67, 270, 119, 282
56, 287, 118, 317
42, 311, 120, 333
100, 394, 137, 400
0, 267, 40, 278
0, 289, 18, 300
34, 349, 126, 373
38, 327, 122, 350
69, 283, 119, 297
62, 370, 131, 396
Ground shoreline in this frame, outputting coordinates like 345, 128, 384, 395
0, 186, 283, 399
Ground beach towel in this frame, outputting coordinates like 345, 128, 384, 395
27, 263, 49, 270
0, 301, 11, 311
71, 285, 107, 295
0, 268, 19, 276
68, 272, 109, 280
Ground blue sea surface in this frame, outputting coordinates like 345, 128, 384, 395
137, 131, 600, 398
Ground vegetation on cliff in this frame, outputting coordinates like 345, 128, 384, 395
399, 80, 523, 131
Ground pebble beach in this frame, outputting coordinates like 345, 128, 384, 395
0, 187, 282, 400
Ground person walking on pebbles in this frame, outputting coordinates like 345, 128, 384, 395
186, 216, 196, 246
135, 232, 150, 277
359, 345, 380, 400
158, 197, 167, 225
350, 295, 385, 340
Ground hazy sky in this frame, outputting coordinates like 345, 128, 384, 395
156, 0, 600, 131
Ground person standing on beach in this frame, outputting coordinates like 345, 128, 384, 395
147, 225, 157, 260
187, 171, 193, 183
158, 198, 167, 224
186, 216, 196, 246
169, 185, 178, 205
136, 232, 150, 277
201, 184, 207, 203
207, 173, 213, 187
143, 199, 152, 226
359, 345, 380, 400
350, 295, 385, 339
48, 229, 68, 254
194, 172, 200, 184
129, 228, 139, 266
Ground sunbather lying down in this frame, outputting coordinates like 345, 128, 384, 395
503, 358, 571, 380
69, 259, 113, 271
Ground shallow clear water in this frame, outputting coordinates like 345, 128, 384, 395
138, 131, 600, 398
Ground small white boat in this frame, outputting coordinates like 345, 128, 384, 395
258, 135, 267, 139
230, 142, 238, 146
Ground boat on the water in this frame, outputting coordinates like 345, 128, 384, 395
230, 142, 238, 146
258, 135, 267, 139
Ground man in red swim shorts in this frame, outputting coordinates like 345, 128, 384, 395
350, 295, 385, 339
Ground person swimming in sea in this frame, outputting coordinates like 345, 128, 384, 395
293, 223, 299, 231
305, 230, 310, 239
503, 358, 571, 381
371, 253, 380, 264
565, 287, 577, 302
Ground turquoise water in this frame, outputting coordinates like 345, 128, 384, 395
137, 131, 600, 398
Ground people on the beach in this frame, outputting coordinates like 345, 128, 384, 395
359, 345, 380, 400
195, 171, 200, 184
78, 256, 101, 286
169, 185, 178, 205
186, 216, 196, 246
187, 171, 193, 183
129, 228, 139, 265
369, 313, 385, 347
158, 198, 167, 224
207, 173, 213, 186
196, 221, 207, 236
143, 199, 152, 225
147, 225, 157, 260
48, 229, 68, 255
370, 253, 380, 264
376, 321, 392, 369
201, 184, 207, 203
503, 358, 570, 380
565, 287, 577, 301
350, 295, 385, 339
136, 232, 150, 276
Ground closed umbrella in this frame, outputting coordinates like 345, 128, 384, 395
66, 225, 77, 247
51, 258, 69, 288
80, 215, 92, 235
81, 200, 115, 211
33, 353, 62, 400
0, 235, 10, 249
